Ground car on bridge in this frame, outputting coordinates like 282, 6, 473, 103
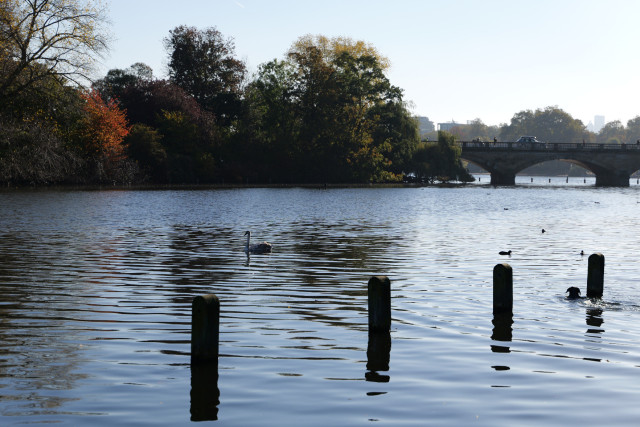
516, 135, 546, 148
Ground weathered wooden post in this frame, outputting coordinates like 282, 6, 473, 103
587, 253, 605, 298
368, 276, 391, 333
191, 294, 220, 364
493, 263, 513, 315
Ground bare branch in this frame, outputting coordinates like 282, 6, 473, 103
0, 0, 110, 100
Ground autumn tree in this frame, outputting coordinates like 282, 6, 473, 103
290, 34, 390, 71
78, 89, 131, 182
0, 0, 109, 103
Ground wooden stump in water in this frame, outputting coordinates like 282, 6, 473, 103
368, 276, 391, 333
587, 253, 605, 298
493, 263, 513, 315
191, 294, 219, 364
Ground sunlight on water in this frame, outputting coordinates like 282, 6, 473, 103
1, 183, 640, 425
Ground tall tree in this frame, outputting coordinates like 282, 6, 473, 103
597, 120, 625, 144
0, 0, 109, 102
164, 25, 246, 124
500, 106, 586, 143
282, 35, 416, 182
93, 62, 153, 103
627, 116, 640, 142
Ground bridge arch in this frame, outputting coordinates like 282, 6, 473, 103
460, 142, 640, 186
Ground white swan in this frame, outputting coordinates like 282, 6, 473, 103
244, 231, 273, 254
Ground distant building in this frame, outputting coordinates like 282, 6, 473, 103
416, 116, 435, 134
594, 115, 605, 133
438, 121, 468, 132
586, 115, 605, 133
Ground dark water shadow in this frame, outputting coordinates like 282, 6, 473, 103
190, 362, 220, 421
366, 331, 391, 383
586, 307, 604, 334
490, 313, 513, 353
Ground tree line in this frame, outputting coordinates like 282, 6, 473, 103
0, 0, 473, 186
435, 106, 640, 145
3, 1, 637, 186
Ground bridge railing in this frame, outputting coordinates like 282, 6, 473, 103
459, 141, 640, 151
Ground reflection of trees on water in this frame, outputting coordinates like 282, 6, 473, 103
0, 232, 90, 416
150, 222, 403, 331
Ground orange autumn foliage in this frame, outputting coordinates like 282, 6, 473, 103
80, 90, 130, 161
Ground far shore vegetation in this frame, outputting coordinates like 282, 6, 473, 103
2, 1, 639, 187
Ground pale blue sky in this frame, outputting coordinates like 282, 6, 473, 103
101, 0, 640, 128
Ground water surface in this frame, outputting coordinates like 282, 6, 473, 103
1, 181, 640, 425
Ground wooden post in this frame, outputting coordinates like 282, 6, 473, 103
493, 264, 513, 315
191, 294, 220, 364
587, 253, 605, 298
368, 276, 391, 333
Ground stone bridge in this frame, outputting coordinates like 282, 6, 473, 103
460, 141, 640, 186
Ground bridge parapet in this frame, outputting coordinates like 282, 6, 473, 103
460, 141, 640, 152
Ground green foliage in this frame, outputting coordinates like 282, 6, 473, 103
164, 25, 246, 124
500, 106, 587, 143
407, 131, 473, 183
126, 124, 167, 182
239, 36, 418, 183
447, 118, 500, 142
597, 120, 625, 144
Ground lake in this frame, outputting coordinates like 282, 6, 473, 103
1, 178, 640, 425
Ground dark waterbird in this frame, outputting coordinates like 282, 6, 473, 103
566, 287, 581, 299
244, 231, 273, 254
499, 250, 512, 256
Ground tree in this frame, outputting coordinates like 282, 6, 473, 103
408, 131, 472, 183
500, 106, 586, 143
243, 59, 301, 182
627, 116, 640, 142
77, 89, 131, 181
285, 36, 414, 182
93, 62, 153, 103
0, 0, 109, 102
0, 115, 80, 185
164, 25, 246, 124
290, 34, 390, 71
597, 120, 625, 144
125, 124, 167, 182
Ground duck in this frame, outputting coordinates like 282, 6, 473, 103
244, 231, 273, 254
566, 286, 581, 299
541, 228, 546, 233
498, 250, 512, 256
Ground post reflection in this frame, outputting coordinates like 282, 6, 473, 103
491, 313, 513, 353
366, 331, 391, 383
586, 307, 604, 334
190, 362, 220, 421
